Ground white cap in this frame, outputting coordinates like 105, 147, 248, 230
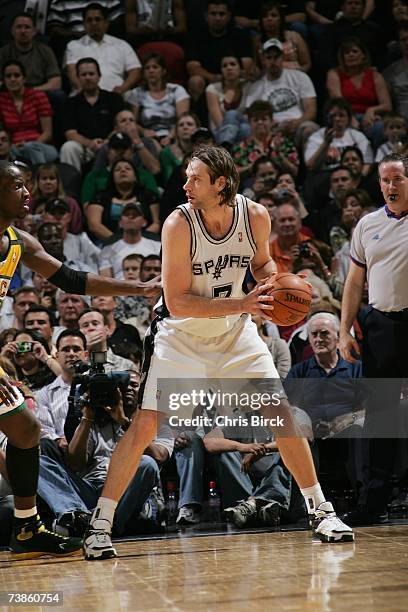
262, 38, 284, 54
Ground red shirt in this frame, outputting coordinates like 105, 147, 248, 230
0, 87, 52, 144
338, 68, 377, 114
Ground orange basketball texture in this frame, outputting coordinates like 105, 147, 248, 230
261, 273, 312, 326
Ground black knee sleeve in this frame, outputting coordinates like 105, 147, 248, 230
6, 443, 40, 497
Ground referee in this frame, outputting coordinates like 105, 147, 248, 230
339, 152, 408, 525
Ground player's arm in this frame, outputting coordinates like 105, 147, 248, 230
248, 201, 277, 281
162, 211, 274, 318
339, 260, 366, 363
20, 230, 160, 298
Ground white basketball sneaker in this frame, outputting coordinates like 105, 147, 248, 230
311, 501, 355, 543
83, 529, 117, 561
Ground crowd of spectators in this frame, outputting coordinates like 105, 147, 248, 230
1, 0, 408, 541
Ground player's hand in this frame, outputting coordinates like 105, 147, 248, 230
339, 331, 361, 363
242, 279, 275, 318
0, 375, 19, 406
136, 275, 162, 297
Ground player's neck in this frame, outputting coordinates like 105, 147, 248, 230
199, 204, 233, 235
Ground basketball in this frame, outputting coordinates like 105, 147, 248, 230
261, 272, 312, 326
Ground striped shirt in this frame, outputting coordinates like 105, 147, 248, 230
47, 0, 123, 33
0, 88, 52, 144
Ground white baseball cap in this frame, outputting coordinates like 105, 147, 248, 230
262, 38, 284, 54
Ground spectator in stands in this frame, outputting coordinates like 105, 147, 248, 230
232, 101, 299, 177
1, 328, 60, 393
82, 131, 159, 208
205, 54, 251, 146
0, 286, 40, 330
37, 222, 95, 275
128, 52, 190, 146
47, 0, 124, 59
326, 37, 392, 148
64, 3, 141, 96
159, 112, 200, 184
383, 24, 408, 124
285, 313, 363, 489
305, 1, 340, 48
375, 113, 408, 162
0, 60, 58, 165
77, 308, 135, 373
120, 255, 161, 336
310, 165, 355, 242
0, 13, 61, 94
385, 0, 408, 64
94, 111, 160, 178
42, 366, 173, 537
204, 409, 307, 528
91, 296, 142, 359
269, 203, 311, 273
31, 271, 58, 312
274, 172, 309, 220
254, 1, 311, 73
244, 39, 318, 145
318, 0, 382, 72
305, 97, 374, 172
114, 254, 150, 327
160, 151, 191, 224
124, 0, 187, 43
99, 202, 160, 278
60, 58, 125, 173
23, 305, 55, 349
186, 0, 254, 102
329, 188, 372, 254
55, 292, 88, 332
241, 155, 280, 200
340, 145, 382, 201
0, 129, 12, 164
36, 329, 90, 457
42, 199, 100, 272
32, 163, 83, 234
86, 158, 160, 243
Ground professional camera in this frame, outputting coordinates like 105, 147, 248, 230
72, 351, 130, 412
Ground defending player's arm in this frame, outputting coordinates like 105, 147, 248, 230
248, 200, 278, 280
339, 260, 366, 362
162, 211, 274, 318
20, 230, 160, 298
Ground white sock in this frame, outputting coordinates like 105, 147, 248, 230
14, 506, 37, 520
300, 484, 325, 513
91, 497, 117, 531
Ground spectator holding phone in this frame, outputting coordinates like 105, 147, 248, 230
1, 328, 61, 393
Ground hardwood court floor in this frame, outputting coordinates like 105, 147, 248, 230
0, 525, 407, 611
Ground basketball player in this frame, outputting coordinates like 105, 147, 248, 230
0, 163, 160, 558
84, 146, 353, 560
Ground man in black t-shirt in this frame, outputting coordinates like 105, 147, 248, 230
60, 58, 125, 173
186, 0, 254, 101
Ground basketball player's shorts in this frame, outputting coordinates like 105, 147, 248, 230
139, 314, 287, 413
0, 386, 26, 420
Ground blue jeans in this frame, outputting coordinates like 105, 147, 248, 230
12, 142, 58, 165
213, 451, 292, 509
214, 110, 251, 146
175, 434, 205, 508
37, 454, 160, 535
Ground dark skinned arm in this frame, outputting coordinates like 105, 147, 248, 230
20, 229, 161, 298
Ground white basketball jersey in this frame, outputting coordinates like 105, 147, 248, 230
161, 194, 256, 337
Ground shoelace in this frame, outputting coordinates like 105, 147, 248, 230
237, 502, 256, 517
37, 524, 70, 541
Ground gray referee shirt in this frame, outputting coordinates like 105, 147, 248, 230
350, 205, 408, 311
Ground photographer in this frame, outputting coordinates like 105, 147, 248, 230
242, 156, 280, 201
1, 328, 61, 394
37, 370, 173, 537
269, 203, 313, 273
